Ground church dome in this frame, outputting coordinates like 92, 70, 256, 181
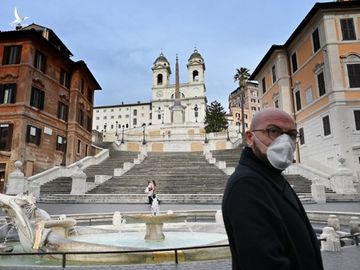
188, 49, 204, 61
154, 52, 170, 65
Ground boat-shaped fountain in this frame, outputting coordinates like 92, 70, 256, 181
0, 193, 229, 265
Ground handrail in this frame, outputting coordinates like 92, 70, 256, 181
0, 244, 230, 268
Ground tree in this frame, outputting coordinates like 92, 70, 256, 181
234, 67, 250, 143
204, 100, 228, 133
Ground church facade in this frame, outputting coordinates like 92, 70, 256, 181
93, 49, 207, 135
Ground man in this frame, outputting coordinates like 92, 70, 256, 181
222, 108, 324, 270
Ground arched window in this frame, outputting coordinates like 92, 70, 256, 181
192, 70, 199, 82
157, 74, 163, 85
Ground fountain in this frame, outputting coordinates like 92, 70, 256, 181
0, 193, 229, 265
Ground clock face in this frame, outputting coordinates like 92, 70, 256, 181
156, 91, 163, 98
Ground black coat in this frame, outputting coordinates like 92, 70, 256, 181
222, 147, 324, 270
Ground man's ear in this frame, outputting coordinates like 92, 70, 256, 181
245, 130, 253, 147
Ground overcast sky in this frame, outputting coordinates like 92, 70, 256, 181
1, 0, 328, 110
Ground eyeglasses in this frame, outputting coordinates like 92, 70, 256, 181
252, 126, 299, 141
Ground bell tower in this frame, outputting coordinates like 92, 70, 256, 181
187, 49, 205, 84
152, 52, 171, 88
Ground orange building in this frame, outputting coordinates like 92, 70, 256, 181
228, 82, 260, 133
250, 1, 360, 191
0, 24, 101, 192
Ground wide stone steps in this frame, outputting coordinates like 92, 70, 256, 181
38, 146, 335, 204
87, 151, 228, 195
39, 149, 139, 196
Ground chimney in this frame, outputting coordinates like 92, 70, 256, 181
16, 25, 22, 30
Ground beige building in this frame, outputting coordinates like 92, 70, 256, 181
250, 1, 360, 192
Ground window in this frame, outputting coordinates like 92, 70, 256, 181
96, 117, 99, 120
111, 124, 114, 129
272, 65, 277, 83
347, 64, 360, 88
295, 91, 301, 111
0, 84, 16, 104
80, 79, 85, 94
85, 144, 88, 156
157, 74, 163, 85
118, 115, 121, 119
87, 88, 93, 102
57, 102, 68, 121
56, 135, 67, 152
0, 124, 13, 151
340, 18, 356, 40
133, 118, 137, 125
30, 87, 45, 110
193, 70, 199, 82
354, 110, 360, 130
78, 109, 84, 126
87, 116, 92, 132
261, 77, 266, 94
60, 69, 71, 88
299, 128, 305, 145
111, 116, 114, 119
312, 28, 320, 53
3, 45, 22, 65
133, 109, 137, 116
305, 88, 313, 104
322, 115, 331, 136
317, 72, 326, 96
158, 114, 161, 120
26, 125, 41, 145
103, 116, 107, 120
34, 50, 47, 73
77, 139, 81, 154
291, 52, 298, 73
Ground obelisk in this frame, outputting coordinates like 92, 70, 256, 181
171, 55, 185, 124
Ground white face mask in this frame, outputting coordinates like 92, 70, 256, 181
266, 134, 296, 170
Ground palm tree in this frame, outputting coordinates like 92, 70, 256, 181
234, 67, 250, 144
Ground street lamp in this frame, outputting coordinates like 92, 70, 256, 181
194, 104, 199, 123
142, 123, 146, 145
121, 125, 125, 144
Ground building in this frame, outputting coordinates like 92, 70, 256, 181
0, 23, 101, 191
93, 49, 207, 134
228, 81, 260, 133
93, 101, 152, 134
249, 1, 360, 190
151, 50, 207, 125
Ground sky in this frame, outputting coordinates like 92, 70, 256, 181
1, 0, 329, 110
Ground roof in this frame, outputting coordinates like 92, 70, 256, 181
188, 49, 204, 61
1, 23, 101, 90
74, 61, 102, 90
94, 102, 152, 109
22, 23, 73, 57
249, 1, 360, 80
153, 52, 170, 64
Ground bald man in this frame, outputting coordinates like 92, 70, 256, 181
222, 108, 323, 270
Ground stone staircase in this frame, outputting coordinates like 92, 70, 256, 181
284, 174, 334, 194
211, 148, 241, 168
87, 152, 228, 195
39, 145, 336, 204
39, 146, 139, 196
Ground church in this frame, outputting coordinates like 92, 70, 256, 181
92, 49, 207, 135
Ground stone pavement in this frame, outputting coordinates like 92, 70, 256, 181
1, 247, 360, 270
